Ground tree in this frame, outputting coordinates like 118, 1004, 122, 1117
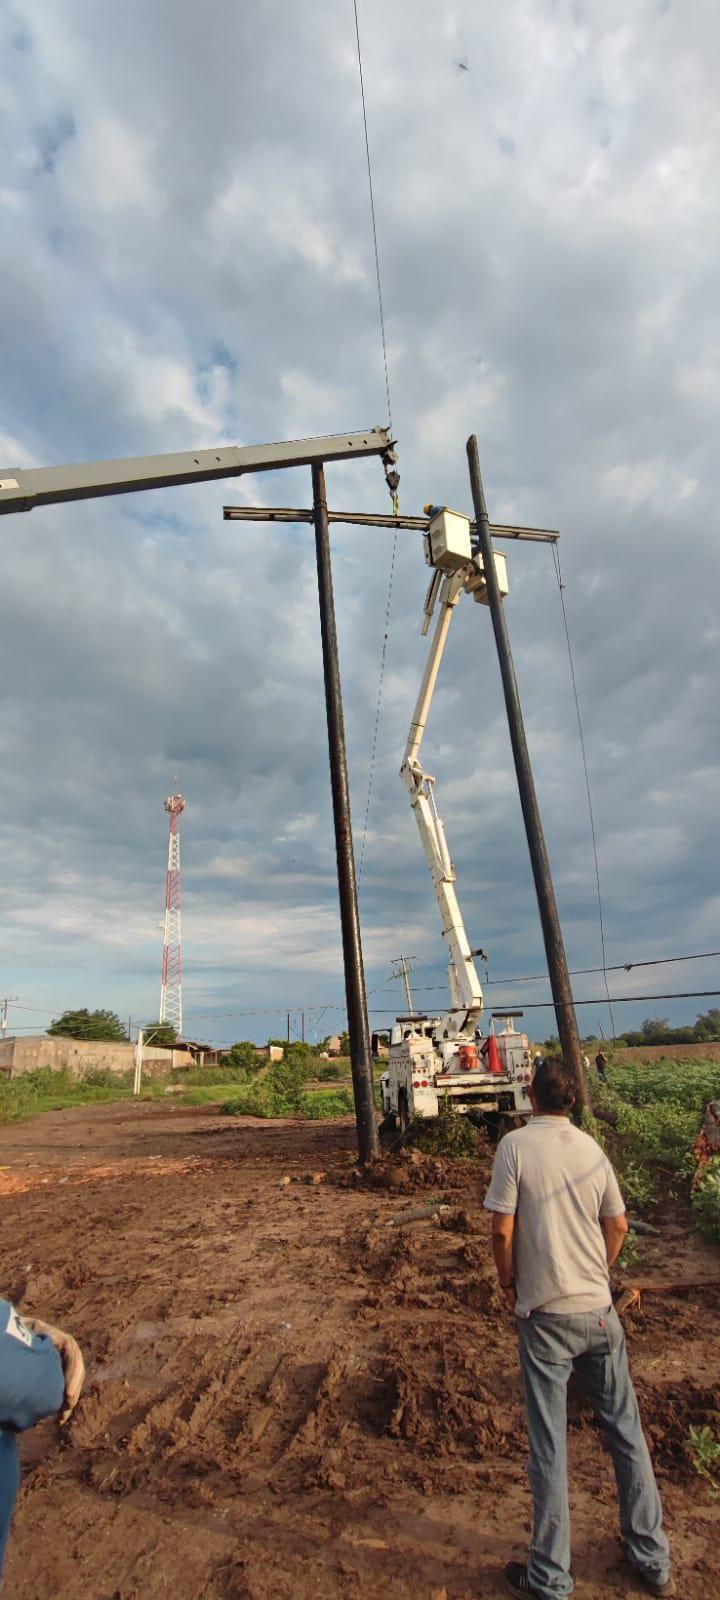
48, 1008, 128, 1042
268, 1049, 311, 1110
223, 1041, 262, 1072
140, 1021, 178, 1048
695, 1009, 720, 1041
640, 1018, 671, 1043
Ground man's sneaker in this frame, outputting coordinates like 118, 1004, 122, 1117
631, 1571, 676, 1598
504, 1564, 545, 1600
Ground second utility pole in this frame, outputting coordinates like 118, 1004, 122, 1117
466, 436, 589, 1114
312, 464, 379, 1162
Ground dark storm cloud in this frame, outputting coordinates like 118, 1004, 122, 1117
0, 0, 718, 1042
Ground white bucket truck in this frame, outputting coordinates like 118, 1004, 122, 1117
380, 507, 534, 1134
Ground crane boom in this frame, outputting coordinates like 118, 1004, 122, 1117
400, 569, 485, 1018
0, 428, 393, 515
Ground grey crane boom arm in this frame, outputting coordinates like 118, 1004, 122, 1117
0, 427, 393, 515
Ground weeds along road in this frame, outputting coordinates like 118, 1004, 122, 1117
1, 1100, 719, 1599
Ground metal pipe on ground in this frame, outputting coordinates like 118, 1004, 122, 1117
466, 435, 589, 1116
312, 463, 379, 1164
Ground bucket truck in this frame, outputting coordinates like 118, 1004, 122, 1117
380, 508, 534, 1133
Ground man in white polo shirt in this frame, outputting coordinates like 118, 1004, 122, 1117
484, 1056, 673, 1600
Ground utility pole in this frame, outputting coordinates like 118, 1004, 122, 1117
312, 463, 379, 1163
0, 424, 393, 1166
133, 1029, 144, 1097
0, 998, 15, 1038
286, 1011, 291, 1043
466, 436, 588, 1113
392, 955, 417, 1014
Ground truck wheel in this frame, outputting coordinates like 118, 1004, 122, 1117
398, 1092, 411, 1135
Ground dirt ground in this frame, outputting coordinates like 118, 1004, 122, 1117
1, 1101, 719, 1600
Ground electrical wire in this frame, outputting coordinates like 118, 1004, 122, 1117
551, 541, 616, 1039
376, 947, 720, 993
362, 989, 720, 1015
352, 0, 393, 435
357, 527, 398, 883
352, 0, 398, 886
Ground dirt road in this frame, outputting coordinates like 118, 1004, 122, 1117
1, 1100, 719, 1598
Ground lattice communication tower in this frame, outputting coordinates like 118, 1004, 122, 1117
159, 793, 186, 1036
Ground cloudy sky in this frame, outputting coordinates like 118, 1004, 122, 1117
1, 0, 718, 1047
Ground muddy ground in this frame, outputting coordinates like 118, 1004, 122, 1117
1, 1100, 719, 1599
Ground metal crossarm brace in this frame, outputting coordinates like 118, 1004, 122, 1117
223, 505, 559, 543
0, 428, 392, 515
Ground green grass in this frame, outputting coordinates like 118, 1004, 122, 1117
0, 1067, 135, 1123
220, 1084, 354, 1119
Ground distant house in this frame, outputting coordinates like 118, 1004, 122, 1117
325, 1035, 343, 1057
182, 1040, 223, 1069
255, 1044, 284, 1063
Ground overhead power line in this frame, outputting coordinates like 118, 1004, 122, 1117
400, 947, 720, 993
352, 0, 398, 888
550, 542, 615, 1039
352, 0, 393, 435
363, 989, 720, 1015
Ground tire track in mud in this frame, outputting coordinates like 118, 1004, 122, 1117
2, 1106, 720, 1598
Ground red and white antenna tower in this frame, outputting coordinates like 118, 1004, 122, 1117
160, 792, 186, 1036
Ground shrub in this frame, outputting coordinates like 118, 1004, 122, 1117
299, 1090, 354, 1119
689, 1424, 720, 1489
268, 1057, 308, 1111
413, 1097, 481, 1160
619, 1159, 657, 1212
220, 1083, 277, 1118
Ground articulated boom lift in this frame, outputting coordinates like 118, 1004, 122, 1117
381, 509, 533, 1133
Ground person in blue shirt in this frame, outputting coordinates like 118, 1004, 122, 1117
0, 1300, 84, 1578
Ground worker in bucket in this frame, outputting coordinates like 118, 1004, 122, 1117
484, 1057, 673, 1600
0, 1301, 84, 1578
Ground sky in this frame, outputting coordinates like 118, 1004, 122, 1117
1, 0, 718, 1047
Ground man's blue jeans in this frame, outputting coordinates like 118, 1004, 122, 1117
0, 1433, 20, 1579
517, 1306, 670, 1598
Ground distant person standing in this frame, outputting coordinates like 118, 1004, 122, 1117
595, 1050, 609, 1084
0, 1303, 84, 1577
692, 1100, 720, 1188
484, 1057, 672, 1599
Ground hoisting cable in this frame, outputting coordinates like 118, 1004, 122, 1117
551, 543, 616, 1040
352, 0, 400, 883
352, 0, 394, 443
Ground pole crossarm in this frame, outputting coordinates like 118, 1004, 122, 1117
223, 505, 559, 543
0, 428, 393, 515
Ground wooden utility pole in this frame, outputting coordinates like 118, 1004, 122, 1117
467, 436, 589, 1114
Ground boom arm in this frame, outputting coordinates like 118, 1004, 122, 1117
0, 428, 393, 515
401, 571, 485, 1018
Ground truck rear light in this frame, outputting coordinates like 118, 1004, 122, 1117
421, 1079, 428, 1087
412, 1081, 420, 1089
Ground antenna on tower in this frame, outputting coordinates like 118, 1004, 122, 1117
160, 792, 186, 1037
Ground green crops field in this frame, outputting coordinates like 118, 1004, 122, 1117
591, 1057, 720, 1240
